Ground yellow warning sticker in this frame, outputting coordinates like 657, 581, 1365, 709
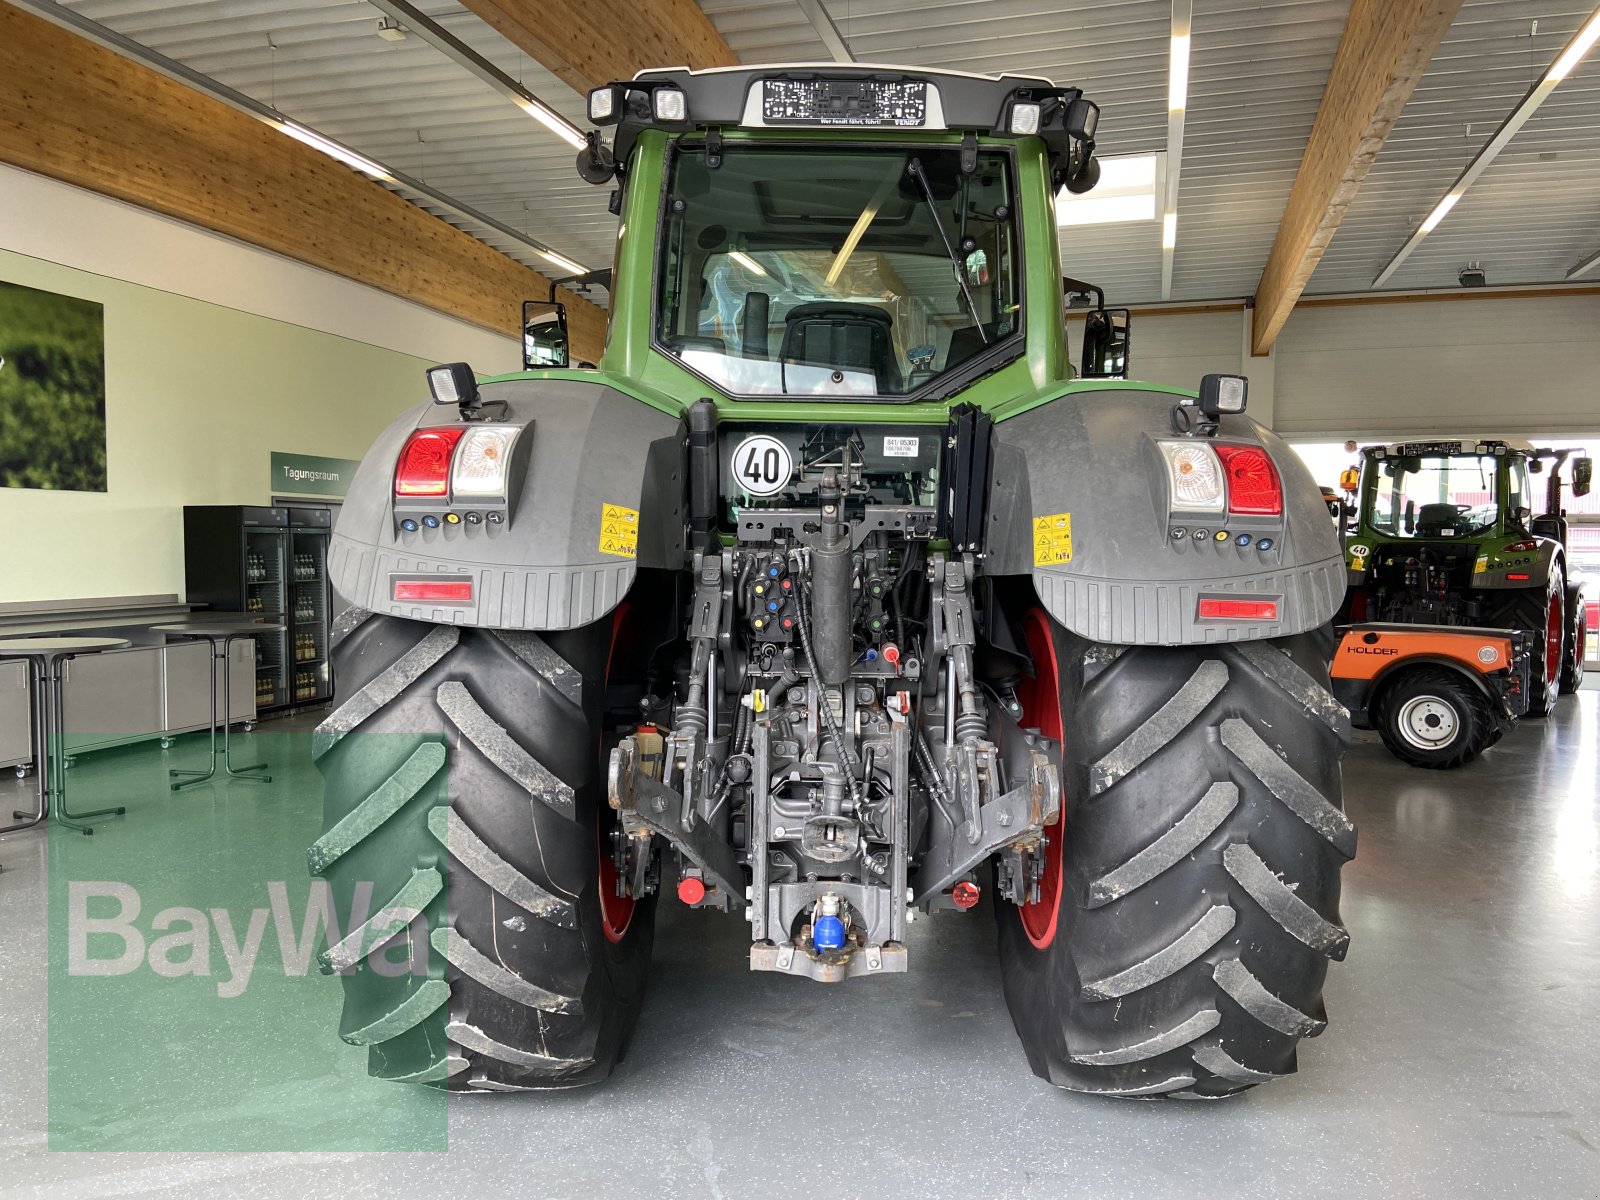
599, 503, 640, 559
1032, 512, 1073, 566
1474, 555, 1488, 575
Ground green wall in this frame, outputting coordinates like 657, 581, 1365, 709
0, 249, 433, 604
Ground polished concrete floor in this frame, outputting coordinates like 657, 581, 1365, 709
2, 688, 1598, 1199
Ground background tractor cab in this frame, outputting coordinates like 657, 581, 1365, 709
1341, 439, 1592, 716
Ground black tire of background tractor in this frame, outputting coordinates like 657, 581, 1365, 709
1489, 573, 1564, 718
1373, 666, 1496, 769
308, 610, 654, 1091
996, 623, 1354, 1100
1560, 600, 1585, 695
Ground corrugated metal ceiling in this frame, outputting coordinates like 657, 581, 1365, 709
44, 0, 1600, 307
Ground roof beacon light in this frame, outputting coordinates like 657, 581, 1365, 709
1009, 101, 1042, 136
653, 87, 687, 123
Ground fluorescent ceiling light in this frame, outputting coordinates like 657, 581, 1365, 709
1374, 3, 1600, 287
1168, 34, 1191, 112
1058, 194, 1158, 227
1058, 153, 1163, 226
541, 249, 586, 275
1548, 9, 1600, 81
278, 121, 392, 180
1162, 212, 1179, 249
1418, 192, 1460, 234
729, 250, 768, 276
517, 98, 587, 150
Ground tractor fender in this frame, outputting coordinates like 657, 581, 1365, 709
987, 388, 1342, 645
328, 378, 684, 630
1470, 540, 1564, 591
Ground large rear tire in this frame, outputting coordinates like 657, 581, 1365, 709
309, 609, 654, 1090
1489, 574, 1564, 718
1560, 597, 1585, 695
997, 615, 1354, 1099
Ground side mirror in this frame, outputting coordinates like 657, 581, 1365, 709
1574, 456, 1593, 497
1081, 307, 1131, 379
523, 300, 569, 369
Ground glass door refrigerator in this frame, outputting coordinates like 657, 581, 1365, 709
287, 507, 334, 707
182, 505, 291, 714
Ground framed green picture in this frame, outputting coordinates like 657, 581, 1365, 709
0, 279, 107, 492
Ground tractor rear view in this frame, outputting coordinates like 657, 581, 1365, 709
1342, 440, 1593, 716
310, 64, 1356, 1102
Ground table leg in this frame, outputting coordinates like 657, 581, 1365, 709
222, 635, 269, 783
170, 635, 221, 791
52, 655, 126, 833
3, 657, 47, 832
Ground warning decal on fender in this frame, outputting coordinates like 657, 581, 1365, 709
1033, 513, 1072, 566
599, 503, 639, 558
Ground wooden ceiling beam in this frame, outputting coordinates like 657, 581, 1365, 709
1250, 0, 1462, 356
457, 0, 738, 94
0, 3, 607, 361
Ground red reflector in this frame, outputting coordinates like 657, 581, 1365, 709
395, 427, 466, 496
1198, 597, 1280, 621
393, 578, 474, 602
951, 881, 981, 910
1507, 573, 1530, 581
677, 876, 707, 905
1214, 445, 1282, 515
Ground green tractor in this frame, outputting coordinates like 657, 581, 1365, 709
1341, 439, 1593, 717
311, 65, 1355, 1101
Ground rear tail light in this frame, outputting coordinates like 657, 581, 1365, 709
1197, 596, 1280, 621
1159, 441, 1225, 512
1504, 540, 1538, 552
1214, 445, 1283, 515
392, 577, 474, 603
450, 426, 520, 498
395, 427, 466, 497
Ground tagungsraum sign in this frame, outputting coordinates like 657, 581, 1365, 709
271, 451, 361, 498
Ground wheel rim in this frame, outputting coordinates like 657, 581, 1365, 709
598, 603, 636, 943
1395, 694, 1460, 751
1545, 593, 1563, 687
1016, 607, 1065, 949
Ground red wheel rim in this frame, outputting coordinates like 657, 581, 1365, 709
598, 604, 636, 943
1016, 607, 1065, 949
1545, 593, 1562, 687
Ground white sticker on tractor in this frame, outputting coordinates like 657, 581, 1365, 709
732, 434, 794, 497
883, 436, 920, 458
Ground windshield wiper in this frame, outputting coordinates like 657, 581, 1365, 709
906, 156, 988, 346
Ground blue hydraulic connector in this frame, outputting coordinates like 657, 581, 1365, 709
812, 893, 847, 952
813, 913, 846, 952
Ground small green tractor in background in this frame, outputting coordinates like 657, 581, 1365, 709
1340, 439, 1592, 717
